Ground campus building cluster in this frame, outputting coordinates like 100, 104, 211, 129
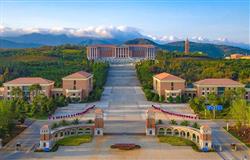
0, 71, 93, 101
225, 54, 250, 60
86, 44, 156, 60
153, 72, 250, 101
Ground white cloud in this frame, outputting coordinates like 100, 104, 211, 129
0, 25, 141, 39
0, 25, 249, 48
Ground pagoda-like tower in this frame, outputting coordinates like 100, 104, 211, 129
184, 38, 190, 54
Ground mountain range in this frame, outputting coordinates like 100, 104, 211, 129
0, 33, 249, 58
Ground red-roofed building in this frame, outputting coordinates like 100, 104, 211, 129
153, 72, 186, 99
3, 77, 55, 99
62, 71, 93, 101
152, 73, 250, 101
193, 78, 245, 97
2, 71, 93, 101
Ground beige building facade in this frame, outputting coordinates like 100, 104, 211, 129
153, 72, 250, 101
153, 72, 186, 99
62, 71, 93, 101
193, 78, 245, 97
1, 71, 93, 101
3, 77, 54, 100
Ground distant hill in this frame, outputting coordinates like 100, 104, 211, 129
124, 38, 250, 58
124, 38, 158, 46
0, 33, 249, 58
2, 33, 83, 46
0, 39, 41, 48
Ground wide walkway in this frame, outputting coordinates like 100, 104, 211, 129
101, 64, 150, 134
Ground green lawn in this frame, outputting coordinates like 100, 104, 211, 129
56, 135, 92, 146
158, 136, 199, 151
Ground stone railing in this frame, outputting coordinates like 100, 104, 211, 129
48, 105, 95, 120
152, 105, 198, 119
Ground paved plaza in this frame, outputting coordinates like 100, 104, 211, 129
1, 64, 249, 160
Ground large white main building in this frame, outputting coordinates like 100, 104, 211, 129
87, 44, 156, 60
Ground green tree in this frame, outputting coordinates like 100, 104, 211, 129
230, 99, 249, 128
0, 100, 16, 138
10, 87, 23, 100
29, 84, 42, 99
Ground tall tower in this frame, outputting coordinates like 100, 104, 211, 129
94, 108, 104, 136
146, 109, 156, 136
184, 38, 190, 54
39, 124, 53, 150
199, 125, 212, 151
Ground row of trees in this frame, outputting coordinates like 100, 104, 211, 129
189, 88, 249, 121
0, 84, 68, 140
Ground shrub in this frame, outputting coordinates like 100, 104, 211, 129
152, 94, 159, 102
167, 96, 174, 103
87, 119, 93, 124
159, 96, 165, 102
51, 122, 58, 129
180, 120, 190, 126
59, 119, 69, 126
169, 119, 178, 125
176, 96, 181, 103
158, 119, 163, 124
192, 122, 200, 129
72, 118, 80, 125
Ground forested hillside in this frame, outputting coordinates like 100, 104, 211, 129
0, 45, 108, 101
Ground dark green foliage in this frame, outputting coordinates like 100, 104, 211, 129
180, 120, 190, 126
169, 119, 178, 125
72, 119, 80, 125
167, 96, 174, 103
192, 122, 200, 129
87, 119, 93, 124
152, 94, 159, 102
158, 119, 163, 124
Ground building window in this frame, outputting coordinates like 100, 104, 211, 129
74, 80, 76, 85
7, 86, 10, 90
202, 92, 205, 95
171, 82, 174, 90
73, 86, 76, 90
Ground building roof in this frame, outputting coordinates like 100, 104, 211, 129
154, 72, 185, 81
87, 44, 155, 48
127, 44, 155, 48
87, 44, 116, 48
4, 77, 54, 85
63, 71, 92, 79
194, 78, 243, 86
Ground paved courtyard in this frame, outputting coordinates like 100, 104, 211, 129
6, 135, 220, 160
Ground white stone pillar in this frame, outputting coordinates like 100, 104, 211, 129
90, 48, 92, 59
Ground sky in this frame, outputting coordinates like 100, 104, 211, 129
0, 0, 249, 44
